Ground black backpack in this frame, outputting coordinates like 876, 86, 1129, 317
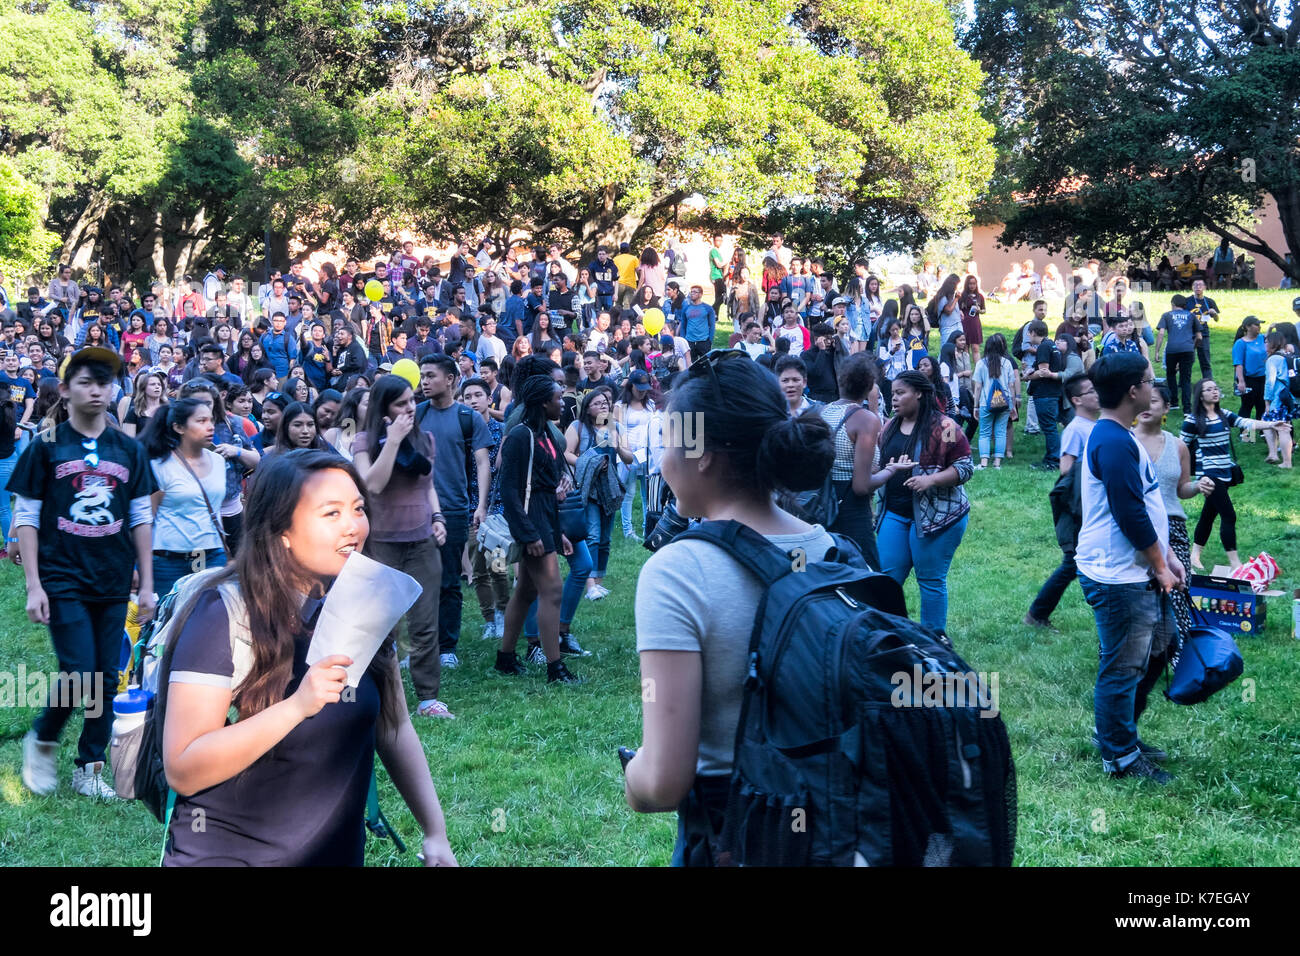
1287, 352, 1300, 402
777, 405, 863, 533
674, 521, 1017, 866
417, 400, 476, 486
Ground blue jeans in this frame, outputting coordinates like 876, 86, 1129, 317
525, 539, 594, 636
977, 408, 1009, 459
586, 503, 613, 577
877, 510, 968, 633
1033, 394, 1061, 465
0, 449, 18, 549
621, 461, 648, 537
1078, 575, 1172, 772
152, 548, 227, 601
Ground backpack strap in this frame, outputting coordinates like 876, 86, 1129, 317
674, 519, 809, 586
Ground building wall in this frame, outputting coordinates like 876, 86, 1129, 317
974, 196, 1290, 288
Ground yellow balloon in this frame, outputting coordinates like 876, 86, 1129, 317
391, 359, 420, 390
365, 279, 386, 302
642, 308, 665, 337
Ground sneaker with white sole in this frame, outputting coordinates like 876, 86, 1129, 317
493, 610, 505, 638
22, 731, 58, 795
440, 652, 460, 670
71, 761, 118, 801
584, 588, 605, 602
416, 699, 456, 719
558, 634, 591, 657
480, 621, 497, 641
526, 644, 547, 666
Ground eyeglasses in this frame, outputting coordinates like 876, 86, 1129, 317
1140, 377, 1155, 385
82, 438, 99, 470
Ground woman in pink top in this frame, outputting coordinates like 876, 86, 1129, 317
636, 247, 667, 300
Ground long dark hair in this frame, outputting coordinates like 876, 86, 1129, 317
363, 374, 431, 460
640, 246, 660, 268
926, 273, 961, 321
878, 370, 941, 466
666, 354, 833, 497
577, 385, 615, 449
277, 400, 326, 451
981, 332, 1010, 377
161, 450, 403, 732
1186, 378, 1222, 439
140, 397, 206, 460
516, 373, 558, 436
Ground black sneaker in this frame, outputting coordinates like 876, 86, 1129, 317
1090, 732, 1168, 762
1029, 462, 1057, 472
493, 651, 527, 676
558, 634, 592, 657
525, 643, 547, 666
1109, 754, 1172, 785
547, 659, 584, 684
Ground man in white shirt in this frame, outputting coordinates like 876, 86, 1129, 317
768, 233, 792, 270
474, 315, 507, 365
1075, 352, 1183, 784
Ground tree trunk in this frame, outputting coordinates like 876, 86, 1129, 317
60, 191, 110, 277
577, 187, 691, 257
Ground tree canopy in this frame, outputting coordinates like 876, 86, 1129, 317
0, 0, 993, 286
965, 0, 1300, 281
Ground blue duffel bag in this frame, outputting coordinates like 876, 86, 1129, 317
1165, 605, 1245, 705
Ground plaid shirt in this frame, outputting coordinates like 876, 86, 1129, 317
874, 415, 974, 537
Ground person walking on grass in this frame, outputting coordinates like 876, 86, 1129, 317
12, 346, 157, 800
160, 450, 457, 865
1179, 378, 1281, 570
1024, 319, 1065, 472
1075, 352, 1183, 784
353, 375, 454, 720
1024, 372, 1100, 629
492, 375, 582, 684
1261, 331, 1295, 468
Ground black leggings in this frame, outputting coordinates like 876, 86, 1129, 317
1193, 477, 1237, 551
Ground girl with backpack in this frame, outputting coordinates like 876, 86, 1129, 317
493, 374, 581, 684
159, 449, 457, 866
1261, 331, 1295, 468
875, 370, 974, 637
972, 333, 1016, 469
623, 351, 841, 863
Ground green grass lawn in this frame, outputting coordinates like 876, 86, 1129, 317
1, 290, 1297, 866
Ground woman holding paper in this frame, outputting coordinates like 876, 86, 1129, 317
351, 375, 453, 720
161, 449, 457, 866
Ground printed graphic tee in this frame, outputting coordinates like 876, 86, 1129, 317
6, 422, 156, 601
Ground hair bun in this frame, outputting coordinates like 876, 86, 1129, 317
756, 411, 835, 493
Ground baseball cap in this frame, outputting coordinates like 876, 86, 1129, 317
1292, 296, 1300, 312
629, 369, 652, 392
659, 334, 674, 348
60, 345, 123, 381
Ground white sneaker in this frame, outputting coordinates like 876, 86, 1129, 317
71, 761, 118, 801
480, 622, 497, 641
440, 652, 460, 670
398, 655, 410, 671
525, 644, 548, 666
584, 588, 605, 602
493, 610, 505, 638
21, 731, 58, 795
415, 699, 456, 719
594, 585, 611, 598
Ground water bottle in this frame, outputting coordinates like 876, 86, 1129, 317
112, 688, 149, 739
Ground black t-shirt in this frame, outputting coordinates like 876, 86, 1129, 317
6, 422, 156, 601
1028, 339, 1064, 398
879, 425, 916, 520
163, 590, 379, 866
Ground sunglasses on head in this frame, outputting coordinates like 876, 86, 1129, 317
267, 391, 285, 402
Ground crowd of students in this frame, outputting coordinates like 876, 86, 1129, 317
3, 239, 1297, 864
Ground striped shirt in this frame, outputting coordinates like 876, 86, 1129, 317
1180, 410, 1240, 480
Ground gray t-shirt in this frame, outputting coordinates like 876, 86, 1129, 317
1157, 309, 1195, 354
1060, 414, 1095, 462
635, 524, 836, 776
417, 400, 493, 516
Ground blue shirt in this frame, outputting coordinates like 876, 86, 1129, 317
1231, 336, 1267, 378
501, 294, 526, 344
260, 330, 297, 377
680, 302, 717, 343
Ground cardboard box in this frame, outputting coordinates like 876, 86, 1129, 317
1188, 566, 1283, 636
